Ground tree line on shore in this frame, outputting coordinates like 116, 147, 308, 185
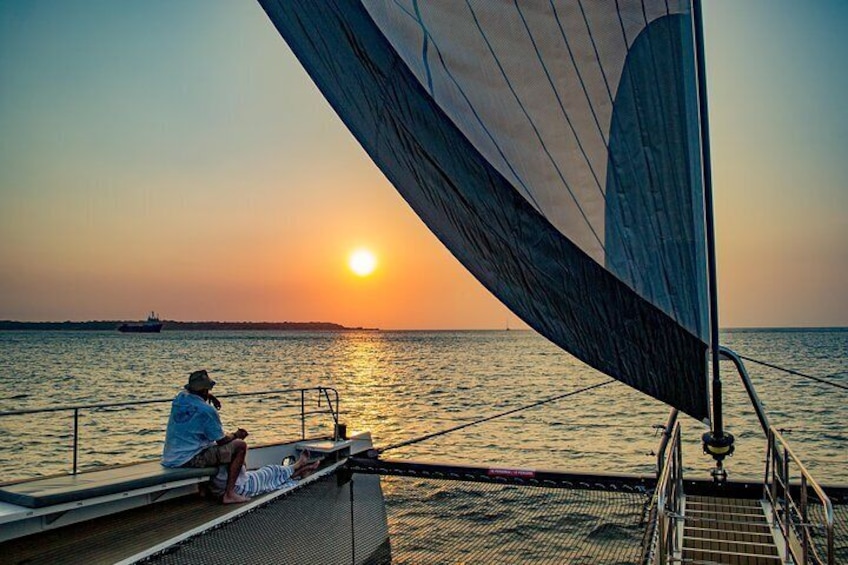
0, 320, 370, 331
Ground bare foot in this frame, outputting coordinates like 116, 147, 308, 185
222, 492, 251, 504
293, 460, 321, 479
290, 450, 310, 472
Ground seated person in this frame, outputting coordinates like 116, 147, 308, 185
162, 369, 250, 504
209, 451, 322, 499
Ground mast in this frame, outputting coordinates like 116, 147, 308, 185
693, 0, 734, 479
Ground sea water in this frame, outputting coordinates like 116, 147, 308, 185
0, 328, 845, 485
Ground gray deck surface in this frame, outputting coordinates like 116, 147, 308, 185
1, 492, 231, 565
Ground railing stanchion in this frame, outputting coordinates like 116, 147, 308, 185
654, 420, 683, 565
72, 408, 79, 475
770, 430, 778, 527
801, 474, 809, 563
783, 444, 790, 562
301, 389, 306, 440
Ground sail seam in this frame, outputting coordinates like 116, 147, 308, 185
640, 0, 682, 313
464, 0, 605, 252
552, 0, 651, 224
611, 0, 661, 297
514, 0, 606, 204
384, 0, 541, 210
662, 0, 705, 336
411, 0, 434, 96
578, 0, 615, 102
577, 0, 648, 231
572, 0, 667, 281
550, 1, 610, 154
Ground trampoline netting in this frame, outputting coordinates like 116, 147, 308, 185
143, 470, 653, 565
381, 476, 651, 564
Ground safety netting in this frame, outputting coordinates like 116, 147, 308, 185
379, 476, 651, 564
143, 469, 653, 565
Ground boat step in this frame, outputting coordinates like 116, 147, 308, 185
683, 534, 780, 557
686, 501, 764, 511
686, 510, 769, 523
685, 515, 772, 535
686, 503, 764, 514
682, 495, 781, 564
687, 496, 762, 508
683, 547, 782, 564
684, 503, 772, 535
684, 525, 774, 544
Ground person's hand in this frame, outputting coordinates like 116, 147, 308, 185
234, 428, 249, 440
207, 393, 222, 410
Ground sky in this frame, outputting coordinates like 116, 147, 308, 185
0, 1, 845, 330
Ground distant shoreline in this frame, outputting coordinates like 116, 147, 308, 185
0, 321, 843, 332
0, 321, 375, 331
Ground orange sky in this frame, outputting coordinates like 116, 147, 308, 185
0, 2, 845, 329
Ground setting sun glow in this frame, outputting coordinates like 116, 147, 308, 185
349, 249, 377, 277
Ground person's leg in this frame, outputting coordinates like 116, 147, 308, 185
222, 439, 250, 504
291, 450, 323, 479
292, 460, 320, 479
291, 450, 310, 474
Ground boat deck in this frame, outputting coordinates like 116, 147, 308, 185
1, 493, 229, 565
0, 437, 361, 564
0, 460, 349, 565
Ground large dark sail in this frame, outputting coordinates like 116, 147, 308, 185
259, 0, 710, 421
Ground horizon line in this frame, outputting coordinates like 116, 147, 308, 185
1, 319, 846, 332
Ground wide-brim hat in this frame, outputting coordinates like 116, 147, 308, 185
185, 369, 216, 392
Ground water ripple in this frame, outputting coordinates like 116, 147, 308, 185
0, 328, 844, 485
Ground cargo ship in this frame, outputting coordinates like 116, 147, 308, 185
117, 312, 163, 333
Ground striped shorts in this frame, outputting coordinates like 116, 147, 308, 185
236, 464, 295, 497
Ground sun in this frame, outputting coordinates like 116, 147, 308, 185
348, 249, 377, 276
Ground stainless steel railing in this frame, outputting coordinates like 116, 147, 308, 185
719, 346, 771, 435
722, 346, 834, 563
766, 426, 834, 565
655, 408, 679, 476
655, 413, 683, 565
0, 386, 339, 475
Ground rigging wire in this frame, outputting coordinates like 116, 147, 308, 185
373, 352, 844, 456
378, 379, 615, 454
739, 354, 848, 392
